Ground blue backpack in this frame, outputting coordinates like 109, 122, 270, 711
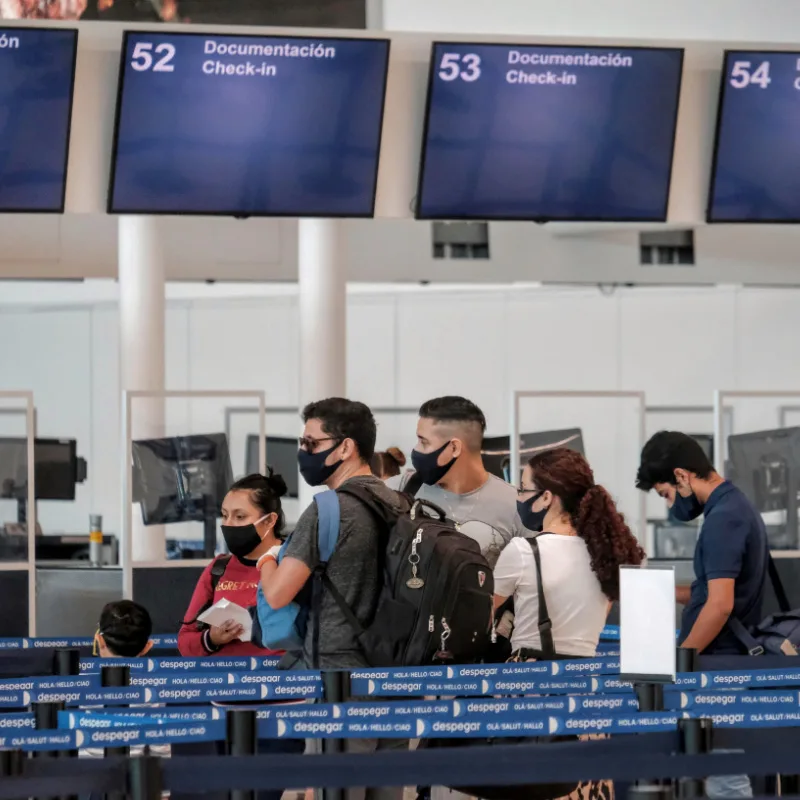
254, 490, 341, 652
729, 555, 800, 656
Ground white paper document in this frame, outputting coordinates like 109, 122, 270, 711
620, 565, 676, 680
196, 598, 253, 642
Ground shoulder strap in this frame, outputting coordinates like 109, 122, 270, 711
403, 471, 423, 497
768, 553, 791, 613
525, 534, 556, 660
210, 554, 231, 592
314, 490, 341, 564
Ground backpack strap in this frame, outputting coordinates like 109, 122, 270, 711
403, 471, 423, 498
311, 491, 344, 668
525, 534, 556, 660
183, 554, 231, 628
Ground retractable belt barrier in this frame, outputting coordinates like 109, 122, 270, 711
0, 636, 178, 650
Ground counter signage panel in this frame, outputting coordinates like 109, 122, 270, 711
708, 51, 800, 222
109, 31, 390, 216
0, 27, 78, 213
417, 43, 684, 221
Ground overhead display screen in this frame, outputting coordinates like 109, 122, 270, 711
417, 43, 684, 222
109, 32, 390, 216
0, 27, 78, 213
708, 51, 800, 222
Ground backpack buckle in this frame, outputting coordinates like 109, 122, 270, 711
748, 645, 765, 656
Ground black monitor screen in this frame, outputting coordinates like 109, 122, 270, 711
0, 27, 78, 212
109, 31, 390, 216
244, 435, 299, 499
0, 438, 78, 501
132, 434, 233, 526
708, 51, 800, 222
727, 427, 800, 514
417, 42, 683, 221
482, 429, 585, 483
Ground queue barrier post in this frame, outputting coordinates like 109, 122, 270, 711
226, 708, 257, 800
678, 718, 712, 799
102, 664, 131, 800
54, 646, 81, 800
54, 648, 81, 677
634, 683, 664, 713
128, 754, 163, 800
0, 749, 24, 777
321, 670, 352, 800
676, 649, 698, 674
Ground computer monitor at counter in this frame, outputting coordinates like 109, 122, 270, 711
244, 436, 299, 499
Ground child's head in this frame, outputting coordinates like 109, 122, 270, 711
95, 600, 153, 658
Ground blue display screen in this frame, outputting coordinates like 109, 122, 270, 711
708, 51, 800, 222
109, 32, 390, 216
417, 43, 684, 221
0, 28, 77, 213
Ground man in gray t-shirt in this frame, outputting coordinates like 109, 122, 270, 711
404, 396, 525, 568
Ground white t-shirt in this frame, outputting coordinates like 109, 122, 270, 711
493, 534, 608, 657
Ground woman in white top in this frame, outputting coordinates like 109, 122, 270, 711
494, 447, 644, 660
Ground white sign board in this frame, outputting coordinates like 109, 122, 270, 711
620, 565, 676, 681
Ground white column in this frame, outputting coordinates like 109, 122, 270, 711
297, 218, 347, 508
119, 216, 166, 562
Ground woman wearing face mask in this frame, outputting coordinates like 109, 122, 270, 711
494, 447, 645, 660
178, 472, 286, 657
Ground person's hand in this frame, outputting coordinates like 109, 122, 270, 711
209, 619, 244, 646
267, 545, 281, 560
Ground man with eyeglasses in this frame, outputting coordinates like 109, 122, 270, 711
258, 397, 407, 800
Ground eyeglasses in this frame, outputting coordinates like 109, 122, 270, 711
298, 436, 340, 453
517, 487, 543, 499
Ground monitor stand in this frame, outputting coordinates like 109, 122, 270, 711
202, 504, 216, 559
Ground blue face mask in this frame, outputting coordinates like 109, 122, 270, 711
670, 490, 704, 522
298, 444, 342, 487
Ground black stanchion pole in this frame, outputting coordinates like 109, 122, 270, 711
128, 755, 163, 800
676, 648, 698, 675
226, 708, 257, 800
0, 749, 24, 777
634, 682, 664, 713
677, 718, 712, 799
54, 647, 81, 800
102, 664, 131, 800
321, 670, 350, 800
53, 648, 81, 678
32, 700, 66, 800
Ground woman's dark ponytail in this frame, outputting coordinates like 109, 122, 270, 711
576, 485, 645, 601
228, 469, 287, 539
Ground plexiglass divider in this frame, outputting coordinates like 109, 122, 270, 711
121, 390, 266, 600
510, 390, 648, 552
0, 392, 37, 634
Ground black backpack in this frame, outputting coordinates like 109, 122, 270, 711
320, 481, 494, 667
184, 554, 231, 629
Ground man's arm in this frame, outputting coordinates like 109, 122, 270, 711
681, 578, 735, 652
259, 503, 317, 610
676, 585, 692, 606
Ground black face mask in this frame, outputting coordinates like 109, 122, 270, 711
517, 491, 547, 532
670, 490, 704, 522
298, 444, 342, 487
411, 441, 456, 486
221, 517, 267, 560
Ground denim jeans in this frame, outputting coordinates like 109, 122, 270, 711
705, 750, 752, 799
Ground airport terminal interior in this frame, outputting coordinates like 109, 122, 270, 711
2, 0, 800, 798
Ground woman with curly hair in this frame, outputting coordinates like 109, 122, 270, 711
494, 446, 644, 660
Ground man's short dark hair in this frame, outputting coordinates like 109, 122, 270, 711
419, 396, 486, 452
99, 600, 152, 657
636, 431, 714, 491
303, 398, 376, 462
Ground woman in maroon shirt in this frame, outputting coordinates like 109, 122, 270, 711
178, 472, 286, 657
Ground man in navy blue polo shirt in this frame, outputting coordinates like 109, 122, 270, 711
637, 431, 769, 654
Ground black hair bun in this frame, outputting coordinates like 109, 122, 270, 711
265, 468, 288, 499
